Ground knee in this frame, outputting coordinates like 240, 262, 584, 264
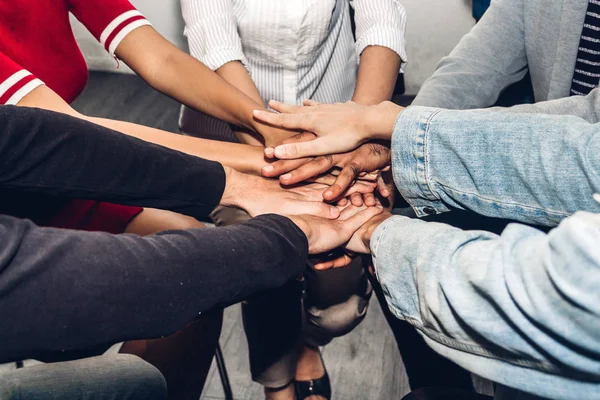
306, 290, 372, 338
108, 354, 168, 400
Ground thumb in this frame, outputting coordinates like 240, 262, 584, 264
340, 206, 384, 235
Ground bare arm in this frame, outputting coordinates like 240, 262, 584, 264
352, 46, 402, 105
115, 26, 294, 145
215, 61, 266, 146
17, 85, 267, 175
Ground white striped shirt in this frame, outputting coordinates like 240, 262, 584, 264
179, 0, 407, 138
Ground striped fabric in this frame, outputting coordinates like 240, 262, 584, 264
571, 0, 600, 95
179, 0, 407, 140
0, 69, 43, 105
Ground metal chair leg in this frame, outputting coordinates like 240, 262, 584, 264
215, 344, 234, 400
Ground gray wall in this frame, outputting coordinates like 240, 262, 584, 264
73, 0, 474, 95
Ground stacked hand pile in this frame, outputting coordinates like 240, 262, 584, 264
226, 99, 406, 266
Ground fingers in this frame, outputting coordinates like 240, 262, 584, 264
261, 158, 313, 178
264, 132, 316, 158
363, 192, 376, 207
350, 192, 364, 207
285, 200, 340, 219
313, 253, 354, 271
337, 198, 349, 207
340, 205, 384, 235
272, 137, 336, 159
323, 162, 360, 201
267, 100, 305, 114
252, 109, 313, 133
277, 155, 335, 185
377, 173, 391, 198
303, 99, 321, 107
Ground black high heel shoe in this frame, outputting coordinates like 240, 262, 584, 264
294, 351, 331, 400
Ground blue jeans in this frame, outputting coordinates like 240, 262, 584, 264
0, 354, 166, 400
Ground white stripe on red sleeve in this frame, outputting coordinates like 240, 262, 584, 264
0, 70, 44, 105
99, 10, 152, 55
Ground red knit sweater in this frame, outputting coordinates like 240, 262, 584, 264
0, 0, 150, 104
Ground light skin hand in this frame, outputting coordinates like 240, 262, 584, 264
215, 61, 299, 146
252, 100, 403, 159
288, 204, 384, 255
220, 167, 341, 219
344, 212, 393, 255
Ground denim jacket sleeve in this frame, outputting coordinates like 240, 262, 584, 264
371, 211, 600, 399
393, 106, 600, 226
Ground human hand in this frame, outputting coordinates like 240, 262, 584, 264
252, 119, 300, 147
312, 248, 358, 271
288, 204, 384, 254
252, 100, 403, 159
261, 133, 391, 201
221, 168, 341, 218
344, 212, 393, 254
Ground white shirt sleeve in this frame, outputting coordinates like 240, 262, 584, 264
349, 0, 408, 71
180, 0, 248, 71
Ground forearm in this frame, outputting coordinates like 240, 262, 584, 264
352, 46, 401, 105
16, 85, 266, 175
0, 106, 226, 218
0, 213, 307, 363
371, 213, 600, 399
390, 106, 600, 225
116, 27, 263, 130
86, 116, 266, 174
216, 61, 266, 145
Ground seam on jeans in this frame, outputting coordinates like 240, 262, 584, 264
422, 109, 445, 202
391, 308, 600, 382
372, 218, 394, 258
436, 182, 572, 220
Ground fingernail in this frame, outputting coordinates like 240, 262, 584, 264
264, 148, 274, 157
262, 165, 274, 173
376, 204, 384, 208
330, 207, 339, 218
324, 190, 333, 199
281, 173, 292, 180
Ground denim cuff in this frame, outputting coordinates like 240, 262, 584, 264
392, 106, 451, 217
370, 215, 420, 323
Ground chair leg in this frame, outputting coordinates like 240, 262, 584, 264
215, 344, 234, 400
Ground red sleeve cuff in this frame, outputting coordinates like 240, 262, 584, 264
0, 70, 44, 105
99, 10, 152, 55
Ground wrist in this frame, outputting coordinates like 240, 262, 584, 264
366, 101, 403, 141
287, 215, 312, 243
220, 166, 245, 208
363, 213, 392, 251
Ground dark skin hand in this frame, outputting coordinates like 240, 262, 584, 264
262, 131, 392, 202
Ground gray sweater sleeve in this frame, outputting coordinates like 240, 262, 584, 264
412, 0, 528, 110
412, 0, 600, 123
0, 213, 308, 363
